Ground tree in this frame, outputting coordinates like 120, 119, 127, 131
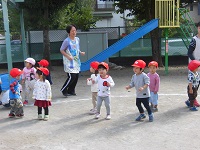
114, 0, 163, 66
54, 0, 98, 31
19, 0, 74, 67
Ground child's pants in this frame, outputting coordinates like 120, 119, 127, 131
92, 92, 97, 108
38, 107, 49, 115
10, 99, 24, 115
136, 97, 152, 115
24, 80, 35, 101
96, 96, 110, 115
187, 86, 198, 107
149, 92, 158, 105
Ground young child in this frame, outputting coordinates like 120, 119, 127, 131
186, 60, 200, 111
22, 57, 37, 105
87, 61, 99, 115
33, 67, 52, 121
125, 60, 153, 122
147, 61, 160, 112
94, 62, 115, 120
9, 68, 24, 118
38, 59, 52, 85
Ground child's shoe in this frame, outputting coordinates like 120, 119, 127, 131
23, 100, 28, 105
105, 114, 111, 120
16, 114, 24, 118
95, 113, 101, 119
135, 114, 146, 121
185, 100, 190, 107
149, 113, 154, 122
43, 115, 49, 121
89, 109, 97, 115
152, 107, 158, 112
38, 114, 43, 120
190, 106, 198, 111
194, 99, 200, 107
8, 113, 15, 118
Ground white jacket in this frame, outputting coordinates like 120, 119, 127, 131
87, 74, 98, 92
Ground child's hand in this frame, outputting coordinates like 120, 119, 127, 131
125, 86, 130, 90
92, 80, 95, 84
139, 87, 144, 92
106, 82, 110, 87
154, 91, 157, 94
87, 78, 91, 81
189, 89, 193, 94
80, 51, 85, 56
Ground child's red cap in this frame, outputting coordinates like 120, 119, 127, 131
10, 68, 23, 78
38, 59, 49, 67
188, 60, 200, 71
37, 67, 49, 76
98, 62, 109, 70
90, 61, 99, 70
148, 61, 158, 68
132, 60, 146, 69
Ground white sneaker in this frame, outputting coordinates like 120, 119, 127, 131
43, 115, 49, 121
89, 109, 97, 115
95, 113, 101, 119
38, 114, 43, 120
105, 115, 111, 120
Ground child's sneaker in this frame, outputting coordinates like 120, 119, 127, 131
16, 114, 24, 118
23, 100, 28, 105
105, 115, 111, 120
89, 109, 97, 115
194, 99, 200, 107
149, 113, 154, 122
190, 106, 198, 111
135, 114, 146, 121
8, 113, 15, 118
95, 113, 101, 119
152, 107, 158, 112
43, 115, 49, 121
38, 114, 43, 120
185, 100, 190, 107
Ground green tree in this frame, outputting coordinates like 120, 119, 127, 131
54, 0, 97, 31
19, 0, 74, 66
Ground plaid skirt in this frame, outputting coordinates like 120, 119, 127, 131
34, 100, 51, 108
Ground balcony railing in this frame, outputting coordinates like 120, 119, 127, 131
95, 3, 115, 11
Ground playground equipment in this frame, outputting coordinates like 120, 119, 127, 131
155, 0, 180, 74
81, 19, 159, 71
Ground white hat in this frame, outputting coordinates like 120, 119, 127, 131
25, 58, 36, 65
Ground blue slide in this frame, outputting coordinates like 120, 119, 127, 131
81, 19, 159, 71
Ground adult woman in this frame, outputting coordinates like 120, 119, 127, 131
60, 25, 85, 97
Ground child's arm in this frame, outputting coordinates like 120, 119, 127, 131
10, 81, 18, 95
125, 75, 135, 90
189, 83, 193, 94
106, 76, 115, 87
87, 78, 92, 85
154, 75, 160, 94
139, 84, 148, 92
139, 74, 150, 91
46, 81, 52, 101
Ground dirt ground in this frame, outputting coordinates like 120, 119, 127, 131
0, 65, 199, 150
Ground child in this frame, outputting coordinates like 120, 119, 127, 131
186, 60, 200, 111
147, 61, 160, 112
22, 57, 37, 105
38, 59, 53, 85
94, 62, 115, 120
33, 67, 52, 121
9, 68, 24, 118
87, 61, 99, 115
125, 60, 153, 122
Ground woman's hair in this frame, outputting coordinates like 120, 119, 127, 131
94, 70, 98, 76
197, 22, 200, 27
66, 24, 77, 34
36, 69, 46, 82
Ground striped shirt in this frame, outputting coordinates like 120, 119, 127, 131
188, 70, 200, 87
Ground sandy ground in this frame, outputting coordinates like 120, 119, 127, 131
0, 65, 199, 150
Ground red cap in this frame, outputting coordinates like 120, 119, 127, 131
132, 60, 146, 69
37, 67, 49, 76
188, 60, 200, 71
98, 62, 109, 70
38, 59, 49, 67
148, 61, 158, 68
10, 68, 23, 78
90, 61, 99, 70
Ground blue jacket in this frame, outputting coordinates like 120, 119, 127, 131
9, 78, 21, 99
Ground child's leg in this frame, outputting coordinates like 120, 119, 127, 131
188, 87, 197, 107
24, 80, 31, 100
38, 107, 42, 114
9, 99, 16, 115
141, 98, 152, 115
15, 99, 24, 116
96, 96, 103, 114
92, 92, 97, 109
104, 96, 111, 115
44, 107, 49, 115
136, 98, 144, 114
152, 93, 158, 108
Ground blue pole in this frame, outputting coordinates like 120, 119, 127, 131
2, 0, 13, 72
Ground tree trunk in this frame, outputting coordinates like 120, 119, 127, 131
43, 0, 51, 69
150, 28, 163, 66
